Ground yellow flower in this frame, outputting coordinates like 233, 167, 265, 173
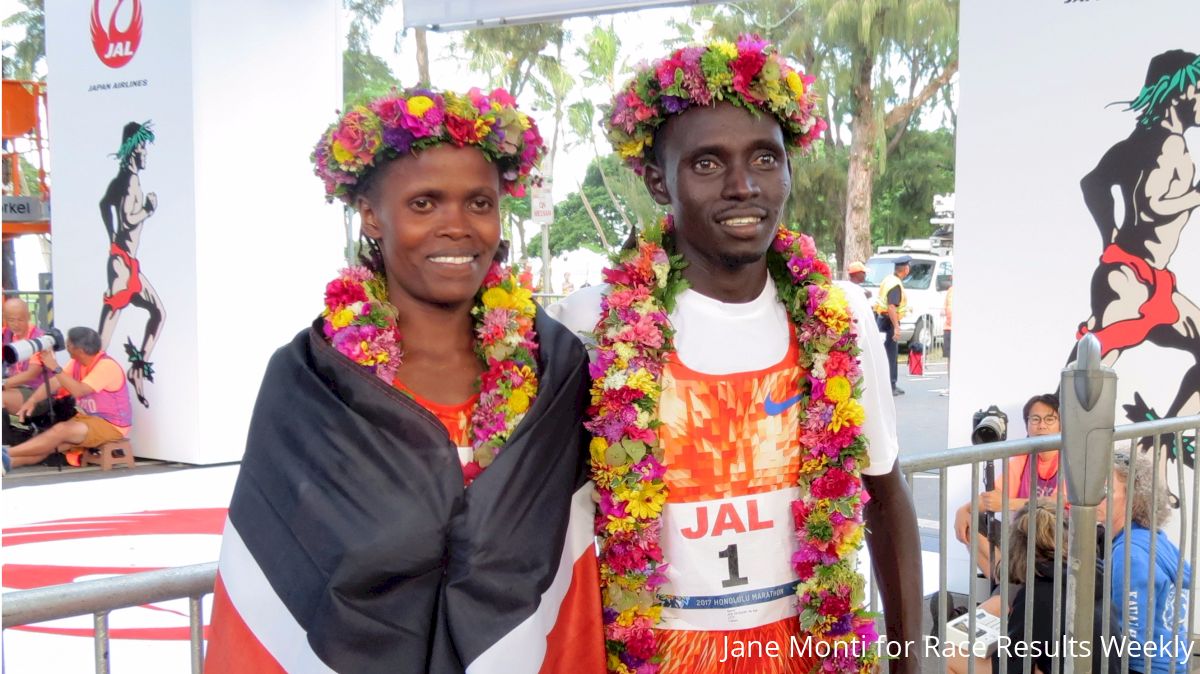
481, 287, 510, 309
623, 481, 667, 519
331, 140, 354, 164
712, 38, 738, 60
509, 389, 530, 414
825, 376, 852, 404
785, 70, 805, 96
590, 436, 609, 463
836, 527, 865, 557
830, 399, 866, 432
329, 307, 355, 329
626, 369, 656, 396
605, 515, 636, 534
614, 342, 636, 361
406, 95, 435, 117
618, 138, 646, 159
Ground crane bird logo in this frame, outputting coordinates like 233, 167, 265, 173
90, 0, 143, 69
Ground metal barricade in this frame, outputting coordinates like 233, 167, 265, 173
1, 562, 216, 674
2, 333, 1197, 674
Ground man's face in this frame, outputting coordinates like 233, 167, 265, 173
895, 264, 910, 279
849, 271, 866, 284
644, 102, 791, 269
1182, 84, 1200, 127
4, 302, 31, 339
132, 144, 147, 170
1025, 402, 1060, 438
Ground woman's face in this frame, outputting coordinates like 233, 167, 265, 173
359, 144, 502, 309
1097, 472, 1128, 533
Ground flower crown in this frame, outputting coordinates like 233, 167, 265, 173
312, 86, 546, 203
603, 35, 827, 174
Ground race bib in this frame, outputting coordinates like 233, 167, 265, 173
659, 487, 799, 631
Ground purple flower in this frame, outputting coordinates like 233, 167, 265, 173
660, 95, 690, 113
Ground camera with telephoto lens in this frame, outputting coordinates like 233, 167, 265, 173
971, 405, 1009, 445
3, 327, 65, 367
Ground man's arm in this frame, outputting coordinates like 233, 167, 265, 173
1080, 145, 1124, 246
1145, 135, 1200, 218
863, 464, 923, 674
38, 351, 96, 401
3, 360, 45, 389
122, 175, 153, 226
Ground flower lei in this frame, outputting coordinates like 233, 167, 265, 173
312, 85, 545, 203
603, 34, 827, 175
322, 262, 540, 484
587, 217, 879, 673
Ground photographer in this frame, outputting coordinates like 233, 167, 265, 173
954, 393, 1062, 579
5, 327, 132, 468
2, 297, 50, 418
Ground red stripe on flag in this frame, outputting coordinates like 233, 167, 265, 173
539, 548, 605, 674
205, 574, 287, 674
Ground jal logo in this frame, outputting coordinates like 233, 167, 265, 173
90, 0, 143, 69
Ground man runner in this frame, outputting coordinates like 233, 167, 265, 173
552, 36, 921, 674
98, 120, 165, 408
1075, 50, 1200, 425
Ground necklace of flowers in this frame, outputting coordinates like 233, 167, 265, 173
586, 215, 879, 674
322, 262, 540, 485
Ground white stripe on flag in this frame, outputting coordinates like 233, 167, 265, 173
217, 517, 335, 674
465, 483, 596, 674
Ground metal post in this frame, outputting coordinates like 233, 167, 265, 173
1060, 333, 1116, 674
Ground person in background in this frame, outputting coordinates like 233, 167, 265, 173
2, 297, 50, 418
4, 327, 132, 468
954, 393, 1062, 579
1103, 444, 1192, 674
848, 260, 871, 299
875, 255, 911, 395
943, 279, 954, 378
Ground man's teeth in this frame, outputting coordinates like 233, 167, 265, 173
720, 216, 761, 226
429, 256, 474, 264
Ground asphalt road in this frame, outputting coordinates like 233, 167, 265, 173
892, 351, 950, 530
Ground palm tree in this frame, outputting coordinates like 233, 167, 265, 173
2, 0, 45, 80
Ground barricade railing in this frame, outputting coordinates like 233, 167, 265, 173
2, 337, 1197, 674
1, 562, 216, 674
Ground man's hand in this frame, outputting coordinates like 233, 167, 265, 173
39, 349, 59, 373
17, 398, 38, 421
978, 490, 1003, 513
145, 193, 158, 214
893, 327, 901, 341
953, 503, 972, 544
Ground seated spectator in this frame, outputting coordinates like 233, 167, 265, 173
949, 498, 1110, 674
1103, 445, 1192, 674
2, 297, 51, 418
954, 393, 1062, 578
5, 327, 132, 468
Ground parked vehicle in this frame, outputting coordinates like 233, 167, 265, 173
862, 246, 953, 351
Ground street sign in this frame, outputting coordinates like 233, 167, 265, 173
531, 185, 554, 225
3, 196, 47, 223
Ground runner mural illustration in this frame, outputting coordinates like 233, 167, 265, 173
98, 120, 163, 408
1073, 50, 1200, 465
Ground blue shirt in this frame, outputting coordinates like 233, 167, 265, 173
1110, 523, 1192, 674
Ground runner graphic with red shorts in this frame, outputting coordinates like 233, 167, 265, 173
1074, 50, 1200, 459
98, 121, 165, 408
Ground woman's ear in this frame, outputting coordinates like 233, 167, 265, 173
642, 163, 672, 206
358, 195, 381, 240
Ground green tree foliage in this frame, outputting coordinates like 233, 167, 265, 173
458, 24, 566, 99
2, 0, 44, 80
343, 0, 399, 108
869, 128, 955, 248
529, 155, 662, 257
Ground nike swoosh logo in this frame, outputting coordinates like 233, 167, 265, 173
764, 392, 803, 416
